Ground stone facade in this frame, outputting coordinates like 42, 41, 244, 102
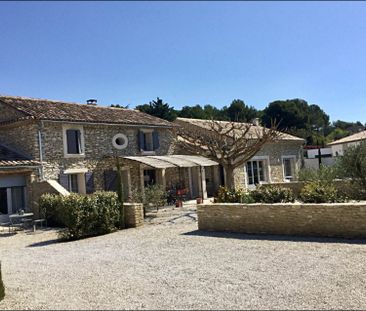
232, 140, 303, 189
40, 121, 176, 180
198, 203, 366, 238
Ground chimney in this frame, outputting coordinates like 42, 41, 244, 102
86, 99, 97, 106
252, 118, 260, 126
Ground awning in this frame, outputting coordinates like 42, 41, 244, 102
123, 155, 218, 169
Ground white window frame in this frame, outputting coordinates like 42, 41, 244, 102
281, 155, 296, 182
63, 124, 85, 158
245, 155, 271, 188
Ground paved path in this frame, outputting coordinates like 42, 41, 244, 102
1, 206, 366, 310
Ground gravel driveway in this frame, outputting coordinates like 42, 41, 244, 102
1, 206, 366, 310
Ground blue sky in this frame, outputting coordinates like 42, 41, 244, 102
1, 1, 366, 122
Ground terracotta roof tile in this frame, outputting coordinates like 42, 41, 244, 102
0, 144, 40, 167
0, 95, 175, 128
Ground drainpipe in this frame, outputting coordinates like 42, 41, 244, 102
38, 122, 45, 181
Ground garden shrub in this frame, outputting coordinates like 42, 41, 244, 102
299, 181, 346, 203
0, 261, 4, 301
215, 186, 254, 203
131, 185, 167, 215
39, 192, 120, 240
337, 141, 366, 199
298, 166, 339, 184
251, 185, 295, 203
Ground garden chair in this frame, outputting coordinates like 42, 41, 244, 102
32, 218, 46, 232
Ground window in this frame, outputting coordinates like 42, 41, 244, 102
68, 174, 79, 193
143, 169, 156, 187
112, 133, 128, 150
138, 130, 160, 153
246, 160, 266, 185
63, 125, 85, 157
282, 156, 295, 181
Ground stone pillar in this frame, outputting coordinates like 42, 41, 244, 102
125, 203, 144, 228
156, 169, 166, 190
201, 166, 207, 199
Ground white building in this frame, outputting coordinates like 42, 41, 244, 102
328, 130, 366, 157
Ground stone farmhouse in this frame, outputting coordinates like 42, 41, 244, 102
174, 118, 305, 189
0, 96, 305, 221
0, 96, 218, 221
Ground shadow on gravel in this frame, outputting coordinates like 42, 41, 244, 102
183, 230, 366, 245
27, 238, 61, 248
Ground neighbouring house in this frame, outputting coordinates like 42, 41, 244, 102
174, 118, 305, 189
0, 96, 219, 220
328, 130, 366, 157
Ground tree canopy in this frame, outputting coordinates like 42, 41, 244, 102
130, 96, 364, 146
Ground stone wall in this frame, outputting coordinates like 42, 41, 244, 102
0, 121, 39, 160
124, 203, 144, 228
197, 203, 366, 238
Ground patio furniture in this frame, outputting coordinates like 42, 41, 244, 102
9, 213, 34, 231
32, 218, 46, 231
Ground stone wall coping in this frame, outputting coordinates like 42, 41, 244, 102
200, 202, 366, 208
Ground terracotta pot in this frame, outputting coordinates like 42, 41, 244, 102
175, 201, 183, 208
196, 197, 203, 204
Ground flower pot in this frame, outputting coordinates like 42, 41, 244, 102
196, 197, 203, 204
175, 201, 183, 208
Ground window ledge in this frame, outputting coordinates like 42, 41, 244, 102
64, 153, 85, 159
141, 151, 156, 156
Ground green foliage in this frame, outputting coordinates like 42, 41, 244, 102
136, 97, 177, 121
337, 141, 366, 197
215, 186, 255, 203
131, 185, 167, 213
39, 192, 120, 240
300, 181, 346, 203
226, 99, 258, 122
251, 185, 295, 203
0, 262, 4, 301
297, 166, 339, 184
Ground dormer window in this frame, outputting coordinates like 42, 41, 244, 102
138, 130, 160, 153
63, 125, 85, 158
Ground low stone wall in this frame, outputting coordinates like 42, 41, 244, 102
197, 203, 366, 238
124, 203, 144, 228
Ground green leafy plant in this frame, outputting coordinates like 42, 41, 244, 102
0, 261, 5, 301
215, 186, 254, 203
144, 185, 167, 211
337, 141, 366, 199
39, 192, 120, 240
299, 181, 346, 203
298, 166, 339, 184
251, 185, 295, 203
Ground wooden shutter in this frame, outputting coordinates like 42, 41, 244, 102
138, 131, 145, 151
59, 173, 69, 191
66, 130, 80, 154
152, 131, 160, 150
85, 172, 94, 194
104, 170, 118, 191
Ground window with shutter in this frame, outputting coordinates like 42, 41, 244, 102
85, 172, 94, 194
63, 125, 85, 157
104, 170, 118, 191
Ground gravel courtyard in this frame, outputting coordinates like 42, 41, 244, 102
1, 206, 366, 310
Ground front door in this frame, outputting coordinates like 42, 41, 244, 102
0, 188, 7, 214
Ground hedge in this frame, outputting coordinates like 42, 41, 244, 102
39, 192, 121, 240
